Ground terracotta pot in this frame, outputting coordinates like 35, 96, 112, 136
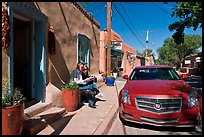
2, 103, 24, 135
62, 88, 79, 112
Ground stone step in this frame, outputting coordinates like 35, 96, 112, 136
37, 112, 76, 135
22, 107, 67, 135
24, 102, 52, 120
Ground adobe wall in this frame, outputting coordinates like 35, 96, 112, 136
36, 2, 101, 107
99, 30, 136, 76
122, 43, 136, 75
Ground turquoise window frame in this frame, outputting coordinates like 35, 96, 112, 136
77, 34, 90, 67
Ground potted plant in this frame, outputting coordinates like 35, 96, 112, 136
61, 82, 79, 112
105, 75, 116, 86
112, 68, 120, 78
2, 76, 26, 135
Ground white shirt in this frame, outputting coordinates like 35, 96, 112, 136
71, 69, 86, 85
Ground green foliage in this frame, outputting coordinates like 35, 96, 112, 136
136, 49, 154, 57
62, 82, 79, 90
112, 68, 120, 73
107, 75, 115, 78
2, 76, 26, 108
168, 2, 202, 45
157, 34, 202, 67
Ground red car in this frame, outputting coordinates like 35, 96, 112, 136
119, 65, 202, 127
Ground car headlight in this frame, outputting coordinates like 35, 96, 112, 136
121, 90, 131, 105
188, 89, 198, 108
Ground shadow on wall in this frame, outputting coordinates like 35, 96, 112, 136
48, 39, 71, 90
90, 22, 99, 56
89, 22, 100, 74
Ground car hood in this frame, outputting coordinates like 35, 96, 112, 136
126, 80, 190, 96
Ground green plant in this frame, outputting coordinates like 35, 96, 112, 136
2, 76, 26, 108
112, 68, 120, 73
106, 75, 115, 78
62, 81, 79, 90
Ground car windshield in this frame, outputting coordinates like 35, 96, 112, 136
129, 68, 181, 80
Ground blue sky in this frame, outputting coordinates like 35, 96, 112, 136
80, 2, 202, 58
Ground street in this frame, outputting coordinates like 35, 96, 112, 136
107, 75, 202, 135
107, 113, 201, 135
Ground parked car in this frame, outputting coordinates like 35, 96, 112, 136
119, 65, 202, 127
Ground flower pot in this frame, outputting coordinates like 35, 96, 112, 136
105, 77, 115, 86
113, 73, 117, 78
2, 103, 24, 135
62, 88, 79, 112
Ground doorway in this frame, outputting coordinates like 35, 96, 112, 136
13, 17, 33, 103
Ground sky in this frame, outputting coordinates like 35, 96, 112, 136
80, 2, 202, 59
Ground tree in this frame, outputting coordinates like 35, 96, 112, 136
136, 49, 154, 57
157, 35, 202, 68
168, 2, 202, 45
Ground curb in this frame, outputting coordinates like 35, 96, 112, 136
94, 79, 125, 135
93, 103, 119, 135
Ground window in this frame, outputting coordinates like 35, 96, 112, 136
78, 34, 90, 67
130, 68, 181, 80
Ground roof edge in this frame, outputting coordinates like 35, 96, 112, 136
71, 2, 100, 29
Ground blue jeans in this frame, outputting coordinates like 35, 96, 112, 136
79, 84, 95, 105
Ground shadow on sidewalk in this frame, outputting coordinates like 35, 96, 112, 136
95, 97, 106, 103
50, 114, 75, 135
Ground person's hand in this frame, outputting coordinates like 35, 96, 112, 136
84, 77, 91, 82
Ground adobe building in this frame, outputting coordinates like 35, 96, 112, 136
2, 2, 101, 108
136, 55, 145, 66
180, 52, 202, 76
100, 29, 137, 76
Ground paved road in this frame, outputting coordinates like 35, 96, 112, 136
107, 113, 202, 135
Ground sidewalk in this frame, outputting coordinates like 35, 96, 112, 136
37, 78, 126, 135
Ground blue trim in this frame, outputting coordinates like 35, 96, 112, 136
111, 48, 124, 54
8, 7, 14, 94
78, 34, 90, 67
8, 2, 47, 22
34, 22, 46, 101
7, 2, 47, 101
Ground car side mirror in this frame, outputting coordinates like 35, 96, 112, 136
122, 75, 128, 79
181, 74, 189, 79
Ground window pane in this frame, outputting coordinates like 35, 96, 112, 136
78, 34, 90, 67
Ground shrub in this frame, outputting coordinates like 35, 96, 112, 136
61, 81, 79, 90
2, 76, 26, 108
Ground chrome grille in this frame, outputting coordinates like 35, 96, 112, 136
135, 96, 182, 114
140, 116, 178, 124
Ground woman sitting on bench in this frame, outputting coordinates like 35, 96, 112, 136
82, 65, 104, 98
71, 62, 96, 108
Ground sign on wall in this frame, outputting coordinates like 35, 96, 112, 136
185, 60, 191, 64
111, 41, 122, 50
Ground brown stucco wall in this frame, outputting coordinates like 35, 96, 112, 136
35, 2, 100, 107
